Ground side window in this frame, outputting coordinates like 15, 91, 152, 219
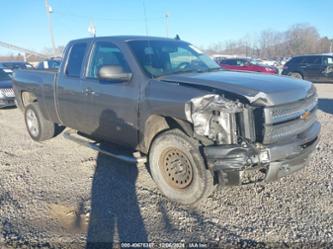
312, 56, 322, 65
87, 42, 130, 79
324, 57, 333, 66
223, 59, 236, 65
236, 59, 246, 66
303, 56, 321, 65
66, 43, 87, 77
290, 57, 303, 64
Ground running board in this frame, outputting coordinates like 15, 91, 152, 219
63, 129, 147, 164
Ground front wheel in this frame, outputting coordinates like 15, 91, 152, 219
149, 129, 215, 206
24, 103, 64, 141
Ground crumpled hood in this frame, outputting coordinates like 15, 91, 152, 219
0, 80, 12, 89
160, 71, 314, 106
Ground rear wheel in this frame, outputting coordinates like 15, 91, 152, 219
289, 72, 303, 79
24, 103, 64, 141
149, 129, 215, 206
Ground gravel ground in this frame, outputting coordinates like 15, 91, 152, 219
0, 84, 332, 249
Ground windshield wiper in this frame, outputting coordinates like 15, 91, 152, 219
204, 67, 222, 72
162, 69, 196, 76
159, 67, 222, 77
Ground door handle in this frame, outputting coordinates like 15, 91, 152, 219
82, 87, 96, 96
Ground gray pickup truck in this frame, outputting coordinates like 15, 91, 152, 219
13, 36, 320, 205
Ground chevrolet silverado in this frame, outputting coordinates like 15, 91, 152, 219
12, 36, 320, 205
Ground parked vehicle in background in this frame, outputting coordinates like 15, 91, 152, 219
282, 54, 333, 82
219, 58, 278, 74
13, 36, 320, 205
0, 61, 33, 77
279, 57, 291, 66
0, 69, 16, 107
256, 59, 278, 67
36, 59, 61, 70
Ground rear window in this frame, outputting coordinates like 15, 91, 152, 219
221, 59, 237, 65
65, 43, 87, 77
48, 60, 61, 69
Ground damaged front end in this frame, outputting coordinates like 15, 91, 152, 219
184, 93, 320, 186
185, 94, 270, 185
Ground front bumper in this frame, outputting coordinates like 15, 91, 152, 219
204, 121, 321, 185
0, 97, 16, 108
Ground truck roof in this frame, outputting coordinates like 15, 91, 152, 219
69, 35, 184, 44
293, 53, 333, 58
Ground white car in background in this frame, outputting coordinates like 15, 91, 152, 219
252, 59, 277, 67
0, 68, 16, 107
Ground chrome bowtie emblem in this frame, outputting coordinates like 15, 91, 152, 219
300, 111, 310, 120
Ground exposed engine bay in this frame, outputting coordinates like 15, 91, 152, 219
184, 94, 319, 185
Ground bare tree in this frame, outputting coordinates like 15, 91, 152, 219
204, 23, 332, 58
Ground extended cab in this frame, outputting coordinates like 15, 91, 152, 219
13, 36, 320, 205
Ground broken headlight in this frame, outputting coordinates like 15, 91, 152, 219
185, 94, 243, 144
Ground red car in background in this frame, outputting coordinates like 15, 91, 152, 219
219, 58, 279, 74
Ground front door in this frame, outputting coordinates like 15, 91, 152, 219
81, 41, 139, 148
322, 56, 333, 82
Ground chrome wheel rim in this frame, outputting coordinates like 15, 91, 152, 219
26, 109, 39, 137
159, 148, 193, 189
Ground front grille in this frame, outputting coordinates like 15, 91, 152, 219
262, 92, 318, 144
0, 88, 15, 98
264, 93, 317, 124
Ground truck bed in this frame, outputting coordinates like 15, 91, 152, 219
13, 69, 59, 122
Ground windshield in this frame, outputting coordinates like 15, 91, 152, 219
128, 40, 220, 77
0, 69, 11, 81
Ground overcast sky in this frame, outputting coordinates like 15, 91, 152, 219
1, 0, 332, 55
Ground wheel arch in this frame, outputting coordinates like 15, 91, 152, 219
140, 114, 194, 154
21, 91, 38, 108
289, 71, 304, 79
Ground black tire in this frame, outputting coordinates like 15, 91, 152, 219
289, 72, 303, 79
24, 103, 64, 141
149, 129, 215, 206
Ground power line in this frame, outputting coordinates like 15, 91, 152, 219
54, 10, 163, 22
0, 41, 48, 59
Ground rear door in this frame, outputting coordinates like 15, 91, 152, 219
56, 41, 92, 132
300, 56, 324, 81
81, 40, 139, 147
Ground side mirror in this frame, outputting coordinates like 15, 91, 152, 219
98, 65, 132, 82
